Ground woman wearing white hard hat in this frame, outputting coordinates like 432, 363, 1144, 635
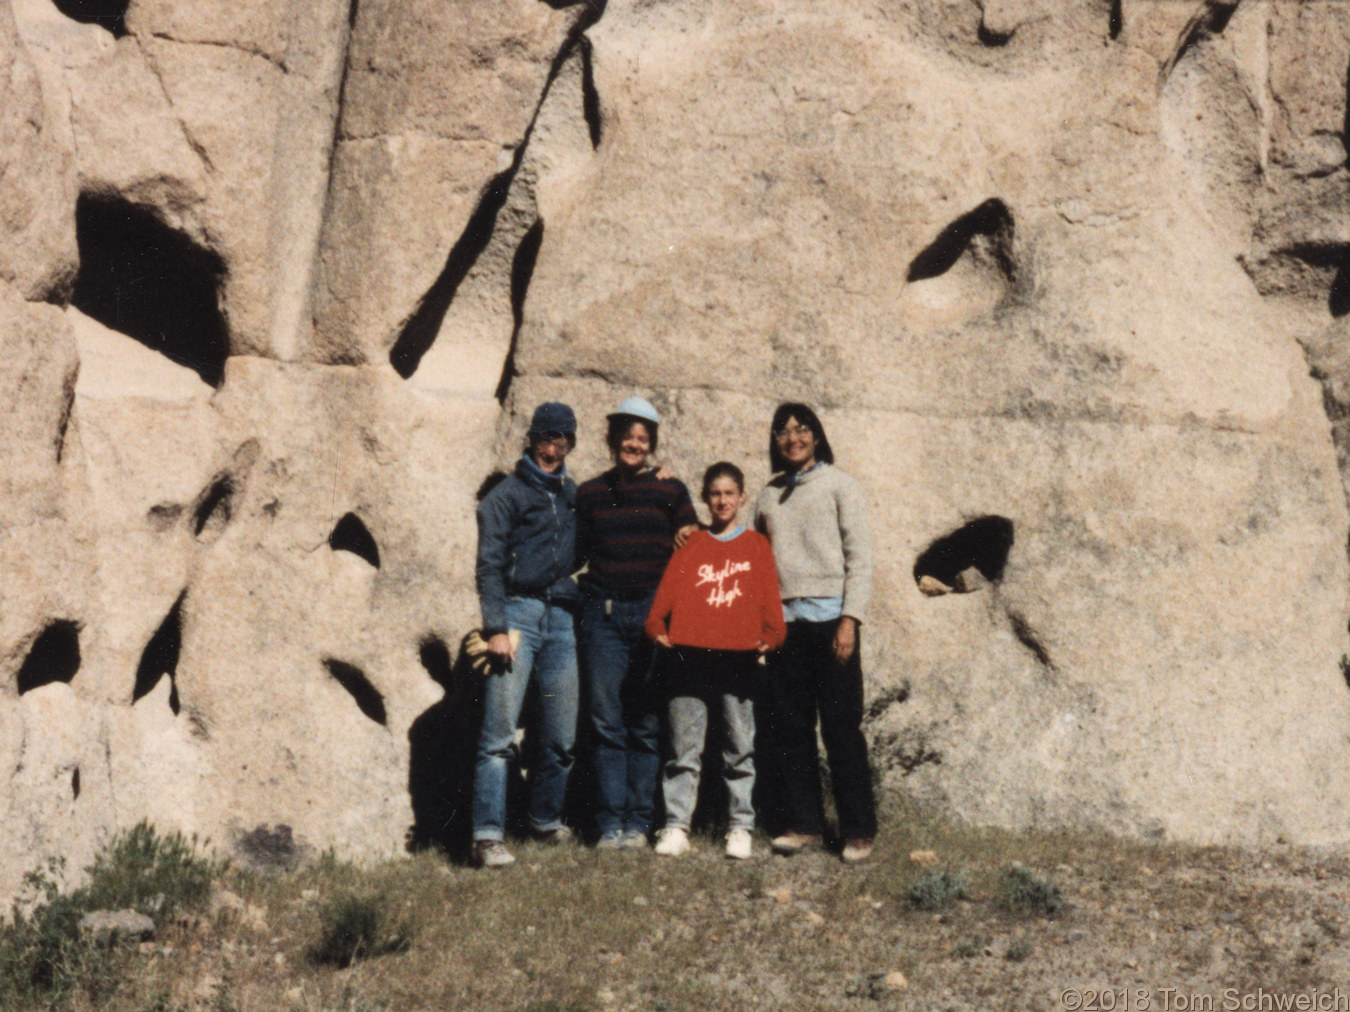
576, 396, 699, 849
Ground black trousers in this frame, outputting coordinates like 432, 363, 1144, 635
756, 618, 877, 840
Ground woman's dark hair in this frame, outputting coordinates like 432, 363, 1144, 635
768, 402, 833, 473
607, 415, 658, 456
701, 461, 745, 498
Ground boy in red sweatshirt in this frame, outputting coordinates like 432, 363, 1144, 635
644, 462, 787, 859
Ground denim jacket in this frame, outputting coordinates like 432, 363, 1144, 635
475, 455, 580, 634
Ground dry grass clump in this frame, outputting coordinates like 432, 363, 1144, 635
310, 892, 412, 968
995, 863, 1064, 917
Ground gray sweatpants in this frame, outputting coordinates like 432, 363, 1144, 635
660, 646, 757, 831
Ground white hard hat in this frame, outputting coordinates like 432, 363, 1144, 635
607, 396, 661, 426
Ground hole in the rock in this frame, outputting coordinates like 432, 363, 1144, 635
1340, 653, 1350, 690
978, 21, 1011, 46
1331, 263, 1350, 318
329, 513, 381, 568
323, 659, 387, 726
17, 620, 82, 694
496, 220, 545, 404
193, 475, 235, 539
579, 37, 602, 147
913, 516, 1015, 589
72, 766, 81, 799
51, 0, 128, 35
907, 199, 1016, 284
71, 195, 228, 387
1108, 0, 1122, 40
390, 164, 519, 379
133, 594, 184, 714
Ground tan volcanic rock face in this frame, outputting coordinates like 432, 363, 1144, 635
2, 0, 1350, 895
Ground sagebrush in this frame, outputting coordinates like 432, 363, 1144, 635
0, 822, 221, 1009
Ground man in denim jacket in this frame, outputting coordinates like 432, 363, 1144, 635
471, 402, 581, 867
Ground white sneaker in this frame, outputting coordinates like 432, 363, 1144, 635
725, 828, 753, 860
654, 827, 690, 856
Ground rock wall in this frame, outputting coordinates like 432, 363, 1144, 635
2, 0, 1350, 893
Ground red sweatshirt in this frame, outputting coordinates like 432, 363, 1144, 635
644, 528, 787, 652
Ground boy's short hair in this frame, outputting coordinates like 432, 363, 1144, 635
701, 461, 745, 497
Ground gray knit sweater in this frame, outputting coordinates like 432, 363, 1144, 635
753, 462, 872, 622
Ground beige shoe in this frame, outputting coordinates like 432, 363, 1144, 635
841, 838, 874, 864
770, 832, 824, 855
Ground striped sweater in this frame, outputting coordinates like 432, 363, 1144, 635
576, 467, 698, 599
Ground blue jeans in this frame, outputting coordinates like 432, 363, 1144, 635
581, 594, 661, 837
472, 597, 579, 841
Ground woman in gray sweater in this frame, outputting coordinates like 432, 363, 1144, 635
754, 402, 877, 863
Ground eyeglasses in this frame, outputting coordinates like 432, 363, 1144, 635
535, 431, 571, 446
774, 424, 813, 441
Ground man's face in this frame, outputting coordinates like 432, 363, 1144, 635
531, 432, 571, 473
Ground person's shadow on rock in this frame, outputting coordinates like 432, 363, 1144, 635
407, 634, 483, 863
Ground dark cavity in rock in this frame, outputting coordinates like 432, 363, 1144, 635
913, 516, 1015, 588
17, 620, 82, 694
580, 35, 603, 147
323, 659, 387, 725
71, 196, 228, 386
133, 594, 184, 714
51, 0, 127, 36
329, 513, 380, 568
907, 198, 1016, 285
193, 475, 235, 540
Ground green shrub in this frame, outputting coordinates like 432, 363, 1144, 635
952, 936, 985, 959
904, 870, 969, 910
0, 860, 120, 1008
79, 820, 222, 921
996, 864, 1064, 917
311, 892, 412, 968
0, 823, 223, 1009
1004, 939, 1033, 961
